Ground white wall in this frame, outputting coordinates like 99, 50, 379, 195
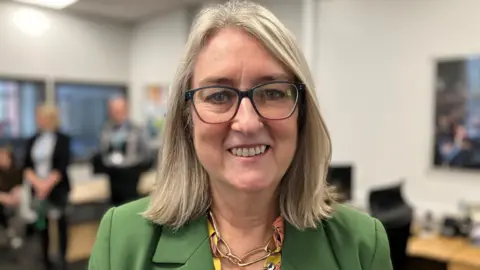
316, 0, 480, 215
261, 1, 303, 48
129, 9, 189, 122
0, 2, 131, 84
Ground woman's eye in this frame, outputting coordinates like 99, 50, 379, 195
262, 89, 285, 100
205, 91, 231, 103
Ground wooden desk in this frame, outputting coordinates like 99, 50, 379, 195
68, 171, 156, 204
65, 171, 156, 262
407, 234, 480, 270
407, 235, 468, 262
449, 245, 480, 270
67, 221, 99, 262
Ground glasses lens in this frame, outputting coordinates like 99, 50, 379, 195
193, 87, 238, 123
253, 82, 299, 119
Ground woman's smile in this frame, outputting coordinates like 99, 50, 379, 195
227, 145, 272, 164
228, 144, 268, 157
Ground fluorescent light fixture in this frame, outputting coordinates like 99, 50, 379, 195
13, 0, 78, 9
12, 8, 51, 37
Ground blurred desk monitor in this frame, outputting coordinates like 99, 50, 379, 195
327, 165, 353, 203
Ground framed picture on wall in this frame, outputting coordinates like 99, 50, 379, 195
144, 84, 168, 148
433, 56, 480, 169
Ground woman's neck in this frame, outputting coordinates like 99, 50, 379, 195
40, 128, 55, 134
210, 185, 278, 256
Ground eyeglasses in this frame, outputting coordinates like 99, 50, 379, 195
184, 81, 304, 124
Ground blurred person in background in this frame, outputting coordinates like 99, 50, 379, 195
24, 104, 71, 270
0, 146, 23, 249
99, 96, 150, 207
89, 1, 392, 270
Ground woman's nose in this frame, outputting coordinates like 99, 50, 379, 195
230, 98, 264, 134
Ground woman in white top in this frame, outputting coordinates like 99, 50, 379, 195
23, 104, 71, 270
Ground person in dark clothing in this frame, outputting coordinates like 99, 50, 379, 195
0, 146, 22, 207
0, 146, 23, 249
99, 96, 150, 207
23, 104, 71, 270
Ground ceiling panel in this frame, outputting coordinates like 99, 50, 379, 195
66, 0, 191, 22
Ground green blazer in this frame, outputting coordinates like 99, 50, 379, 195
88, 197, 392, 270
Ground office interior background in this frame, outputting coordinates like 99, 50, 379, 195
1, 0, 480, 269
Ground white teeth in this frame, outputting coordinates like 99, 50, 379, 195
230, 145, 268, 157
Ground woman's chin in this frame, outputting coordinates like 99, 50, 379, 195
228, 177, 277, 193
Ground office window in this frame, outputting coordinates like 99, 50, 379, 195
55, 82, 127, 162
0, 78, 46, 164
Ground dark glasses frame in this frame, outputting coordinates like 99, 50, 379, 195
184, 80, 305, 124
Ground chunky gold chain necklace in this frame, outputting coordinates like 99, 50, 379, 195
209, 211, 277, 267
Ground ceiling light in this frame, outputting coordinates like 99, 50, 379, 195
13, 0, 78, 10
12, 8, 51, 37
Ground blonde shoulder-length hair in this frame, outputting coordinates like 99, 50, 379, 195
37, 104, 60, 131
143, 0, 334, 230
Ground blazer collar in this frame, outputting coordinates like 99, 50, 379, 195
152, 216, 339, 270
282, 221, 340, 270
152, 215, 214, 269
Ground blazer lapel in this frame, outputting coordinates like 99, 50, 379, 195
282, 222, 340, 270
151, 216, 341, 270
151, 216, 214, 270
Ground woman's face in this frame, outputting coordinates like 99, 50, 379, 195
36, 109, 55, 131
36, 109, 48, 130
190, 27, 298, 193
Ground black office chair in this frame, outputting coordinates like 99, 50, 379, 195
368, 182, 413, 270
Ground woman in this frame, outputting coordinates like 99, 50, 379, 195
24, 104, 71, 270
0, 146, 23, 249
0, 146, 22, 211
89, 1, 392, 270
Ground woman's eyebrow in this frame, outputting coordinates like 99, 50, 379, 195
253, 74, 293, 85
196, 73, 292, 88
198, 76, 235, 87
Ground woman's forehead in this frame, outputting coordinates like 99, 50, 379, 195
192, 28, 292, 88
